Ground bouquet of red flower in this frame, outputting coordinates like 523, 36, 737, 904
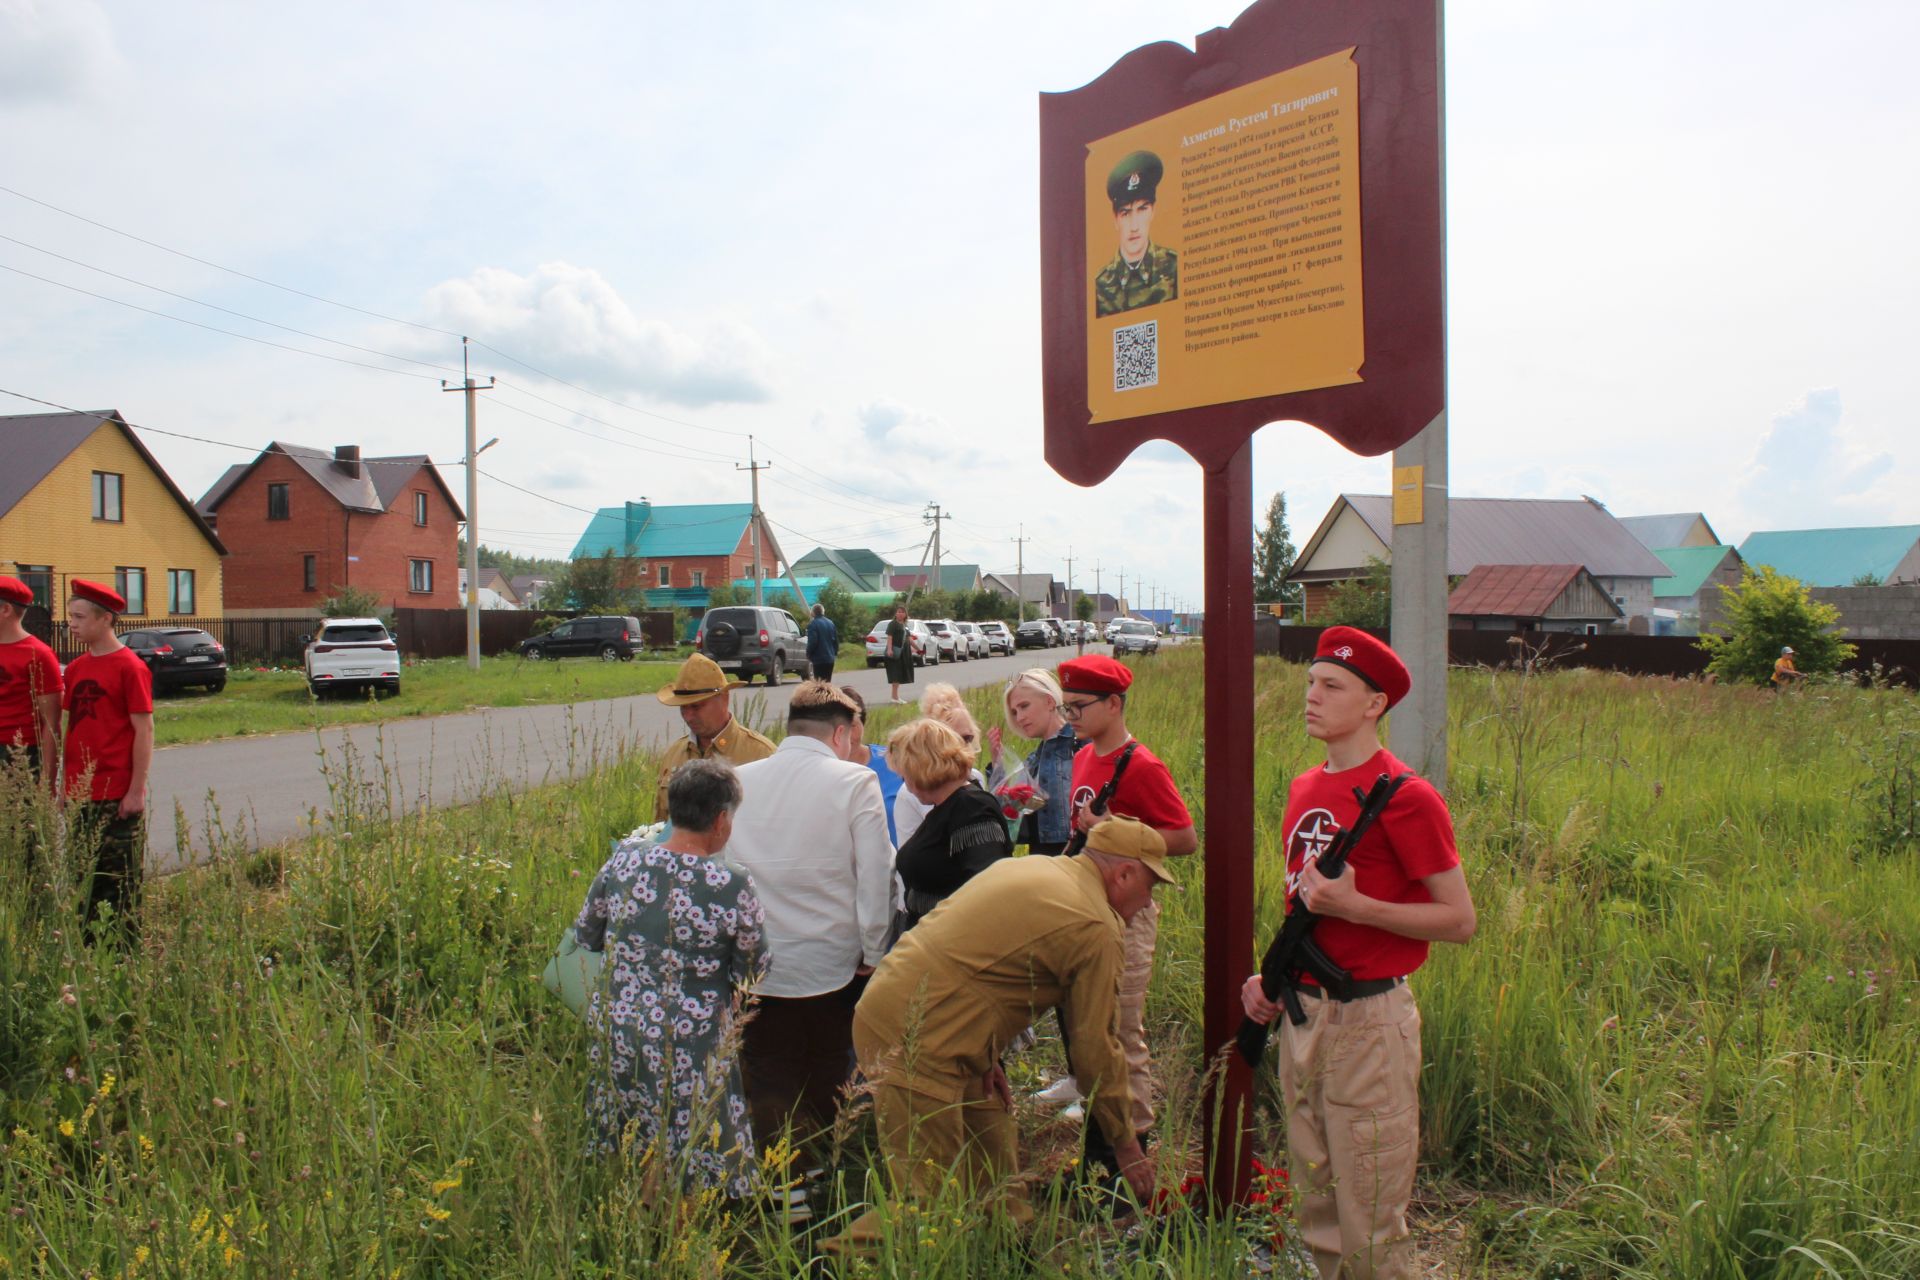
992, 754, 1049, 822
1148, 1157, 1293, 1249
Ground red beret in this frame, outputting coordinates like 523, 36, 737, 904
1059, 653, 1133, 697
0, 575, 31, 607
71, 579, 127, 615
1311, 626, 1410, 709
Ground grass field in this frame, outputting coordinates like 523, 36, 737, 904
147, 655, 684, 748
5, 645, 1920, 1277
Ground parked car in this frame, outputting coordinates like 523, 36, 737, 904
122, 627, 228, 694
517, 615, 643, 662
953, 622, 992, 659
697, 605, 810, 684
303, 617, 401, 698
1015, 619, 1055, 650
1039, 618, 1071, 646
979, 621, 1015, 655
1104, 620, 1123, 643
1112, 618, 1161, 655
866, 618, 938, 667
923, 619, 964, 662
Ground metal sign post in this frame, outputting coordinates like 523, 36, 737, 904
1039, 0, 1445, 1206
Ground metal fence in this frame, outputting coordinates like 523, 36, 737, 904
31, 611, 317, 666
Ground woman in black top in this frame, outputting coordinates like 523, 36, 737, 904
886, 717, 1011, 929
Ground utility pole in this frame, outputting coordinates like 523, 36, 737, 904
1011, 525, 1031, 623
924, 502, 951, 589
1114, 565, 1125, 616
738, 436, 771, 606
1065, 547, 1082, 653
442, 337, 494, 672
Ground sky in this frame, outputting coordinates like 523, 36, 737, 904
3, 0, 1915, 612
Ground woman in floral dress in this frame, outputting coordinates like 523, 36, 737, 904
574, 758, 768, 1197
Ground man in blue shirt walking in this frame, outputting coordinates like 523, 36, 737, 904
806, 603, 840, 683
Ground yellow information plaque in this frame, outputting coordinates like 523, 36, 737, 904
1392, 464, 1424, 525
1084, 47, 1364, 424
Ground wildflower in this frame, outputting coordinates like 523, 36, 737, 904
429, 1174, 462, 1195
59, 986, 77, 1008
57, 1119, 75, 1138
97, 1073, 116, 1098
212, 1097, 229, 1109
421, 1203, 451, 1222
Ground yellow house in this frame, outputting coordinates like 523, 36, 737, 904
0, 409, 226, 619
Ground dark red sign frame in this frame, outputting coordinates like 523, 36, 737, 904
1039, 0, 1443, 1208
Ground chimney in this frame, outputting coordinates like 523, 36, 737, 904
334, 445, 362, 479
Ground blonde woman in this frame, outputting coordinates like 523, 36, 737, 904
885, 717, 1011, 930
894, 683, 985, 846
986, 668, 1079, 856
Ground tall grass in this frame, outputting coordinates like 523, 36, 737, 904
5, 649, 1919, 1276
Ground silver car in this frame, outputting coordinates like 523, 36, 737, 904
953, 621, 992, 659
1112, 618, 1160, 655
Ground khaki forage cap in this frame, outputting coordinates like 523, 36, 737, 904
1085, 815, 1177, 885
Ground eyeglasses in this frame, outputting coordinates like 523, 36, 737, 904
960, 733, 977, 745
1059, 697, 1105, 722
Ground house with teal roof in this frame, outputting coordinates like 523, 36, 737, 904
567, 500, 797, 608
792, 546, 893, 592
1738, 526, 1920, 588
1650, 544, 1743, 635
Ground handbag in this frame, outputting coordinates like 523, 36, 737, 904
541, 927, 605, 1019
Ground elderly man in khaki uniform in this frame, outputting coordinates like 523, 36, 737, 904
653, 653, 775, 820
828, 817, 1171, 1253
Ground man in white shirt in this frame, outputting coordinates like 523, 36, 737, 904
726, 680, 894, 1158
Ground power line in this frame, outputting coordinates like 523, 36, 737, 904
488, 378, 738, 463
0, 261, 445, 382
0, 232, 464, 377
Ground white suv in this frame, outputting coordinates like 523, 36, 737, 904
303, 617, 402, 698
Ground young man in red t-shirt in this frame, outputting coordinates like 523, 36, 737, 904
60, 580, 153, 931
0, 575, 63, 781
1242, 627, 1476, 1280
1056, 653, 1197, 1171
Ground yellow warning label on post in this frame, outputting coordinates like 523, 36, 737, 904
1393, 465, 1424, 525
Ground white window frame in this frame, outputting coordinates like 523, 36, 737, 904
409, 559, 433, 593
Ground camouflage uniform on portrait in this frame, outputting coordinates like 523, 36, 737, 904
1094, 148, 1178, 317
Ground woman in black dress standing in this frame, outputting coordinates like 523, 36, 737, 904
886, 717, 1012, 930
884, 603, 915, 705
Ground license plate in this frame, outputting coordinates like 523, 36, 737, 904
345, 668, 374, 676
184, 655, 209, 663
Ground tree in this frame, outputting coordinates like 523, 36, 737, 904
1697, 565, 1854, 684
1317, 556, 1391, 629
1253, 491, 1302, 605
1074, 593, 1096, 622
546, 550, 623, 614
704, 583, 748, 610
321, 585, 387, 620
1852, 571, 1886, 587
816, 579, 860, 646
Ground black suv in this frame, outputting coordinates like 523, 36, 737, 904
698, 605, 810, 685
518, 615, 643, 662
122, 627, 229, 694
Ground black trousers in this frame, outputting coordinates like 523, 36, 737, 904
813, 660, 836, 684
71, 801, 144, 935
740, 977, 861, 1160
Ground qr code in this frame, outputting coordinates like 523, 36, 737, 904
1113, 320, 1158, 392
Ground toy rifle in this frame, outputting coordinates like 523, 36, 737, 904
1235, 771, 1412, 1068
1060, 740, 1139, 857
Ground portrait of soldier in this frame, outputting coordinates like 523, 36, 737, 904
1093, 149, 1178, 317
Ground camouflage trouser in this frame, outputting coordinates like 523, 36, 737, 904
1278, 981, 1421, 1280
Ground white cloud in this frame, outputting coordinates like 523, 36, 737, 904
1734, 389, 1897, 532
422, 262, 774, 408
0, 0, 118, 105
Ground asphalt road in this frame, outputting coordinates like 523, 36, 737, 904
145, 645, 1096, 873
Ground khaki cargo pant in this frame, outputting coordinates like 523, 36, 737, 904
1115, 897, 1159, 1133
1277, 981, 1421, 1280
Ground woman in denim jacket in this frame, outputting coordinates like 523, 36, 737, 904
986, 668, 1079, 855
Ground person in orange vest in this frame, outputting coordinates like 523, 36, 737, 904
60, 579, 154, 933
1772, 645, 1805, 688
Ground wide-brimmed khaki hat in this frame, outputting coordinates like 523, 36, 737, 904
656, 653, 745, 705
1085, 816, 1177, 885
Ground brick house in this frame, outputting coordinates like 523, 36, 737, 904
568, 501, 792, 608
197, 443, 463, 616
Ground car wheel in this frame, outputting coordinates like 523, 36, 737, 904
209, 678, 227, 694
867, 658, 881, 668
388, 680, 402, 697
600, 644, 619, 662
769, 653, 784, 685
309, 682, 325, 699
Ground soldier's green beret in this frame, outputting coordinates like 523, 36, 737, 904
1106, 150, 1164, 209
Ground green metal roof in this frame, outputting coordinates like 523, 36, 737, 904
1738, 526, 1920, 588
888, 563, 983, 592
732, 576, 831, 606
1651, 545, 1737, 598
570, 501, 755, 560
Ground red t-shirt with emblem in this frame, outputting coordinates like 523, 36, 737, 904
1280, 747, 1459, 980
1069, 738, 1192, 833
62, 645, 153, 802
0, 634, 63, 749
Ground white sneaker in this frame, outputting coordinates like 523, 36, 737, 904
1032, 1076, 1085, 1105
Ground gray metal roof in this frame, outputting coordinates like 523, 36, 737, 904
197, 443, 462, 520
1619, 512, 1718, 551
1297, 494, 1670, 581
0, 410, 227, 554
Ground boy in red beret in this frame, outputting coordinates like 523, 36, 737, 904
60, 580, 153, 932
0, 575, 62, 783
1054, 652, 1197, 1174
1241, 626, 1476, 1280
